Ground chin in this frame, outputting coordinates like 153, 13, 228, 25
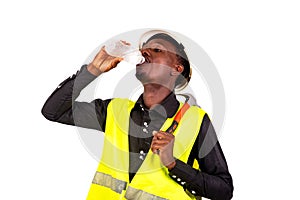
135, 66, 148, 81
135, 71, 147, 83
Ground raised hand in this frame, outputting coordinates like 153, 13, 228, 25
87, 46, 123, 76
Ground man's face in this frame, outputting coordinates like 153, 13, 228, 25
136, 38, 179, 89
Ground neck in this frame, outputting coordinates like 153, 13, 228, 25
142, 84, 173, 108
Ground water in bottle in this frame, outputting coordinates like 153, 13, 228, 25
105, 40, 145, 65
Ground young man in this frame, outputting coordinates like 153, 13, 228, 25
42, 32, 233, 199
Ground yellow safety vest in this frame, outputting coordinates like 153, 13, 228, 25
87, 98, 206, 200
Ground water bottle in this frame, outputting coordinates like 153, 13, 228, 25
105, 40, 145, 65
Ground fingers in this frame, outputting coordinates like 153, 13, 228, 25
90, 46, 124, 73
94, 46, 108, 60
152, 131, 174, 140
88, 40, 131, 75
111, 57, 123, 67
102, 57, 123, 72
91, 46, 109, 68
151, 131, 174, 154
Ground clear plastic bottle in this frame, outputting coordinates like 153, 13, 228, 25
105, 40, 145, 65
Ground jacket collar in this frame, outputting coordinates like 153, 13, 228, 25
136, 92, 180, 118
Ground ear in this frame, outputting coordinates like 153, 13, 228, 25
170, 64, 184, 76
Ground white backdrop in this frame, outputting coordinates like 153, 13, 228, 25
0, 0, 299, 199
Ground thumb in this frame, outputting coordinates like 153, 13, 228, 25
102, 57, 123, 72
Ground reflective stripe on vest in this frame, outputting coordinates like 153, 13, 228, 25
92, 171, 127, 194
125, 186, 167, 200
92, 172, 168, 200
87, 98, 206, 200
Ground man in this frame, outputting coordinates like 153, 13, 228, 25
42, 31, 233, 199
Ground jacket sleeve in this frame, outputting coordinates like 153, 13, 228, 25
168, 114, 234, 200
41, 65, 111, 131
